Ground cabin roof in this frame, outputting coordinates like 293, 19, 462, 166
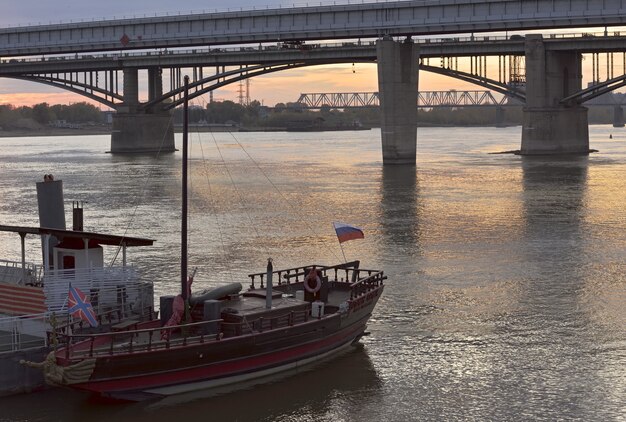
0, 225, 154, 247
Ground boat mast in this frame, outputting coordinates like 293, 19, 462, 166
181, 76, 189, 303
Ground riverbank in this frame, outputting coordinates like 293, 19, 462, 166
1, 123, 526, 138
0, 127, 111, 138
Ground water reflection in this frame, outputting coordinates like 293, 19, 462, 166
516, 156, 618, 419
520, 156, 589, 246
0, 347, 382, 422
1, 129, 625, 421
378, 165, 422, 261
519, 155, 590, 299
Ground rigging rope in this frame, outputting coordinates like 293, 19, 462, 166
208, 130, 273, 261
225, 131, 343, 262
108, 112, 175, 268
191, 109, 236, 286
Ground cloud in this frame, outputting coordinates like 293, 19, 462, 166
0, 0, 296, 26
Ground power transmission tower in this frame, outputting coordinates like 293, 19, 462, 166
238, 80, 245, 105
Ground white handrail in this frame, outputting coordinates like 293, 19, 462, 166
43, 266, 152, 314
0, 312, 49, 352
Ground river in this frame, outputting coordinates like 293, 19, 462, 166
0, 126, 624, 421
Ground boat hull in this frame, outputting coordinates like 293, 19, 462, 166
63, 286, 383, 400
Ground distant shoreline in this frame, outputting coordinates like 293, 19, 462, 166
1, 123, 528, 138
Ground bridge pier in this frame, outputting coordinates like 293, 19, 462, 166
109, 68, 175, 154
377, 38, 419, 165
521, 35, 589, 155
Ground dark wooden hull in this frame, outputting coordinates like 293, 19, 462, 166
58, 285, 383, 400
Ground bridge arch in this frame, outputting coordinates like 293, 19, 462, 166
11, 57, 626, 112
7, 75, 121, 109
7, 59, 368, 111
145, 61, 359, 110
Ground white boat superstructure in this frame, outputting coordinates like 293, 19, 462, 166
0, 178, 155, 396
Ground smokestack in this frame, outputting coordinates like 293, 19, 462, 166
72, 201, 84, 231
36, 175, 66, 266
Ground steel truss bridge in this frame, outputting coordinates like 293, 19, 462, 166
296, 90, 513, 109
294, 89, 626, 109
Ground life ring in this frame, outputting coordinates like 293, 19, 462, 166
304, 268, 322, 294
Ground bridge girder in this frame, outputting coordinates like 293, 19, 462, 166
8, 48, 626, 109
9, 57, 528, 110
4, 34, 626, 110
2, 0, 626, 56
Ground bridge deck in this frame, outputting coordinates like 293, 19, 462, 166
1, 0, 626, 56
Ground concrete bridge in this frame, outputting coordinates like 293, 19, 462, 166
2, 0, 626, 162
1, 0, 625, 56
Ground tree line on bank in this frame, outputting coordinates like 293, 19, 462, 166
0, 100, 620, 131
173, 100, 619, 127
0, 102, 104, 129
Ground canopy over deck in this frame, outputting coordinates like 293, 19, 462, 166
0, 225, 154, 247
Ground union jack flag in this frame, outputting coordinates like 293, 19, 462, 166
68, 285, 99, 327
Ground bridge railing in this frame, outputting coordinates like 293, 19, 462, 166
1, 31, 622, 64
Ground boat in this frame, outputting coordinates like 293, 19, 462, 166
0, 177, 155, 396
286, 119, 371, 132
42, 77, 385, 401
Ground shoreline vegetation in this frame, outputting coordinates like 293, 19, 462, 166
0, 100, 621, 138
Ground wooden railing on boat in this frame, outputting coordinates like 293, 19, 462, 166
248, 261, 386, 300
347, 271, 386, 300
55, 263, 385, 360
55, 307, 315, 360
51, 305, 155, 336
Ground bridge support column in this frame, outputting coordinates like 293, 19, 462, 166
110, 111, 175, 153
521, 35, 589, 155
148, 67, 163, 101
613, 106, 624, 128
377, 38, 419, 164
110, 68, 175, 153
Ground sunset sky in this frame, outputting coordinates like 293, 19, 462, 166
0, 0, 618, 108
0, 0, 485, 108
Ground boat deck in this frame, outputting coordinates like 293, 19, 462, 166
63, 286, 352, 360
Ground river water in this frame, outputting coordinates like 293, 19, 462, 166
0, 126, 624, 421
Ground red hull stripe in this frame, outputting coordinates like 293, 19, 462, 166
74, 321, 366, 394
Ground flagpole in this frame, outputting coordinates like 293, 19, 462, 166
67, 282, 72, 336
339, 242, 347, 263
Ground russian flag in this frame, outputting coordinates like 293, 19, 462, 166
333, 222, 365, 243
